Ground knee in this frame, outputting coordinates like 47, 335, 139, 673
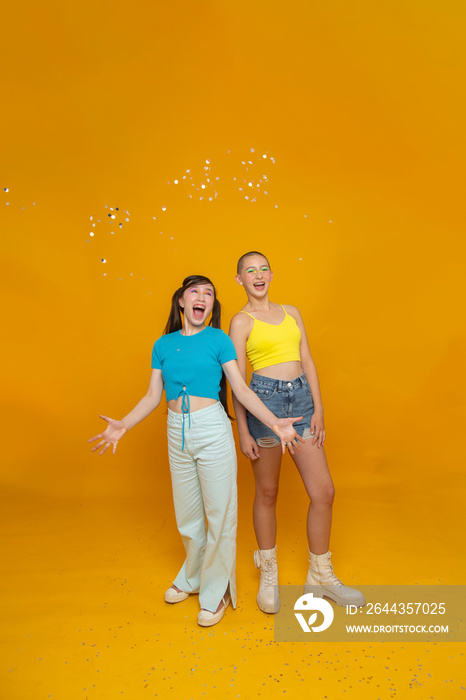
256, 485, 279, 508
313, 483, 335, 507
327, 484, 336, 506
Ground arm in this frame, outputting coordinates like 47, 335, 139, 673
286, 305, 326, 448
88, 368, 164, 455
228, 313, 260, 459
222, 359, 305, 455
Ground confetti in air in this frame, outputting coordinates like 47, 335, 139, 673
86, 148, 284, 286
86, 203, 131, 255
231, 150, 276, 203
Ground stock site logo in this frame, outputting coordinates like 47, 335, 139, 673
294, 593, 334, 632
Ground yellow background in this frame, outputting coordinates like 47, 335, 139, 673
1, 1, 465, 698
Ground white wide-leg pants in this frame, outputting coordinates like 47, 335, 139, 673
167, 402, 237, 611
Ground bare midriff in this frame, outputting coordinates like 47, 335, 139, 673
167, 396, 219, 413
253, 360, 303, 380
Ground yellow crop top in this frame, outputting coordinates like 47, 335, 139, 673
242, 306, 302, 371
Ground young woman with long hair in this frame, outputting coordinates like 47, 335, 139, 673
229, 253, 365, 614
89, 274, 303, 627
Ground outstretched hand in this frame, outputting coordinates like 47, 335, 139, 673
88, 415, 127, 455
272, 417, 305, 455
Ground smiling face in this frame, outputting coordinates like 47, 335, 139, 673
235, 254, 273, 298
179, 282, 215, 330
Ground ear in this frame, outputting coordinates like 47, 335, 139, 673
270, 270, 274, 282
178, 299, 184, 309
235, 274, 243, 286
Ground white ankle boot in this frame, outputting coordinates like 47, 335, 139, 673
253, 545, 280, 613
304, 551, 365, 607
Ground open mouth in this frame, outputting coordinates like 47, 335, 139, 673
254, 282, 265, 290
193, 304, 206, 320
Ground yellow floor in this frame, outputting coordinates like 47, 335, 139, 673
1, 467, 464, 700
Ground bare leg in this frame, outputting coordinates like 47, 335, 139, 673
291, 440, 335, 554
251, 445, 283, 548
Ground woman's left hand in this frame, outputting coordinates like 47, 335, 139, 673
272, 417, 306, 455
310, 410, 326, 448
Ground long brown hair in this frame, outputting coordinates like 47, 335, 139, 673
163, 275, 232, 419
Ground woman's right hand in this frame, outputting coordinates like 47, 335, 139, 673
239, 432, 261, 461
88, 415, 127, 455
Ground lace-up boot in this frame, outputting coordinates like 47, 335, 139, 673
253, 545, 280, 613
304, 550, 365, 607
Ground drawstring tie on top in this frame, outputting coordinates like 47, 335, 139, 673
179, 385, 191, 451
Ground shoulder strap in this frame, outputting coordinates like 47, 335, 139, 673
239, 310, 255, 319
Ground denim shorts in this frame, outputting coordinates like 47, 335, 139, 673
246, 373, 314, 447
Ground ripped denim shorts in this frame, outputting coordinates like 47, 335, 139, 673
246, 372, 314, 448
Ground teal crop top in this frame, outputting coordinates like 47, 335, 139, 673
151, 326, 237, 402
